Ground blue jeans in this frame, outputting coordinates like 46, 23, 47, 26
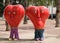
35, 29, 44, 39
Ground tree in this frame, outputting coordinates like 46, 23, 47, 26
23, 0, 28, 24
0, 2, 4, 17
5, 0, 10, 31
55, 0, 60, 27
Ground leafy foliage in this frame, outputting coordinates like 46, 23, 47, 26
26, 0, 56, 6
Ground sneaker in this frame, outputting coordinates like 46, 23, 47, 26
39, 38, 44, 41
14, 39, 18, 40
35, 38, 40, 41
14, 38, 19, 40
8, 38, 13, 40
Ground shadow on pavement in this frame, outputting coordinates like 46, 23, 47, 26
0, 38, 35, 41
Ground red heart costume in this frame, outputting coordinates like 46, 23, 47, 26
26, 6, 50, 41
4, 4, 25, 40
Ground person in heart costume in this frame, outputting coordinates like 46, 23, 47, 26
4, 4, 25, 40
26, 6, 49, 41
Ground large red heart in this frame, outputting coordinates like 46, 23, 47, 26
26, 6, 49, 29
4, 5, 25, 27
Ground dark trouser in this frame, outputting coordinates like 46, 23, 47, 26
35, 29, 44, 39
10, 27, 19, 39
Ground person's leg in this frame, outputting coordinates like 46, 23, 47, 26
9, 28, 14, 40
38, 29, 44, 41
35, 29, 39, 41
14, 27, 19, 40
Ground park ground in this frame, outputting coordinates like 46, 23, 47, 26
0, 19, 60, 43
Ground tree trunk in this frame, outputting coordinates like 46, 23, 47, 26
19, 0, 28, 24
12, 0, 16, 5
23, 0, 28, 24
0, 0, 3, 3
55, 0, 60, 27
5, 0, 10, 6
5, 0, 10, 31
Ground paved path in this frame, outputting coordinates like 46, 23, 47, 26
0, 19, 60, 43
